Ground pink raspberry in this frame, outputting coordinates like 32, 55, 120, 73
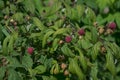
78, 29, 85, 36
27, 47, 34, 55
108, 22, 116, 30
65, 36, 72, 43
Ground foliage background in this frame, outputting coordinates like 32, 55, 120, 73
0, 0, 120, 80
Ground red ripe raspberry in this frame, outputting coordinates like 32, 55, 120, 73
78, 29, 85, 36
108, 22, 116, 30
27, 47, 34, 55
65, 36, 72, 43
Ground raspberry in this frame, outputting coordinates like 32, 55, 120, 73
27, 47, 34, 55
98, 27, 104, 34
108, 22, 116, 30
61, 63, 67, 70
64, 70, 69, 76
65, 36, 72, 43
78, 29, 85, 36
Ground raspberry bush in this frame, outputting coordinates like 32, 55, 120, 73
0, 0, 120, 80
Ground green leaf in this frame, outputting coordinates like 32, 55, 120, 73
83, 7, 96, 24
0, 67, 6, 80
23, 0, 35, 14
7, 57, 22, 68
54, 63, 60, 74
75, 47, 87, 72
42, 29, 54, 48
61, 44, 75, 57
106, 14, 115, 22
50, 62, 60, 75
65, 5, 80, 21
50, 19, 64, 30
69, 58, 85, 80
2, 27, 10, 36
91, 41, 102, 60
30, 32, 41, 38
115, 13, 120, 29
79, 39, 93, 50
64, 2, 85, 21
0, 24, 3, 40
8, 69, 23, 80
76, 4, 85, 20
32, 17, 45, 31
84, 31, 92, 41
33, 65, 46, 74
29, 31, 44, 40
46, 1, 61, 17
33, 0, 42, 14
107, 42, 120, 59
85, 0, 97, 9
0, 0, 4, 9
8, 36, 14, 53
52, 38, 60, 51
2, 7, 9, 15
31, 77, 37, 80
22, 54, 33, 69
42, 76, 57, 80
53, 28, 68, 38
96, 15, 107, 25
90, 62, 98, 80
38, 55, 47, 64
111, 0, 115, 3
16, 0, 24, 3
63, 1, 76, 20
38, 55, 53, 70
47, 14, 58, 22
50, 64, 55, 74
7, 32, 18, 53
2, 35, 10, 55
9, 4, 16, 13
115, 76, 120, 80
42, 76, 50, 80
44, 58, 53, 70
116, 0, 120, 9
116, 63, 120, 73
104, 35, 115, 42
106, 48, 116, 76
91, 27, 98, 43
96, 0, 111, 10
12, 12, 24, 24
